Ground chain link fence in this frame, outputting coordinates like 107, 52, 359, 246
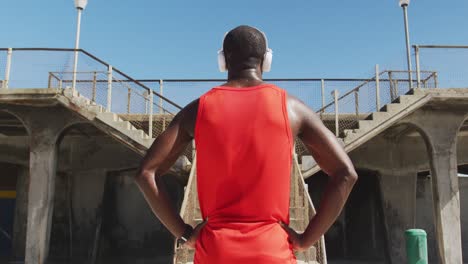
0, 48, 443, 157
295, 69, 437, 157
0, 48, 182, 141
138, 78, 374, 112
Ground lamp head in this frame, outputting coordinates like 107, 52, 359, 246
399, 0, 410, 7
74, 0, 88, 10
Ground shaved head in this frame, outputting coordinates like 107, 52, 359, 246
223, 25, 267, 71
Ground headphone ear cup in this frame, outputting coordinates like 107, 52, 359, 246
218, 50, 227, 72
262, 48, 273, 72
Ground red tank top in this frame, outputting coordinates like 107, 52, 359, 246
194, 84, 296, 263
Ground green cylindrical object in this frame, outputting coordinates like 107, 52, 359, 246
405, 229, 428, 264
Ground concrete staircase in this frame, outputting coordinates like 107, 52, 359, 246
58, 88, 154, 154
174, 155, 325, 264
57, 86, 433, 264
58, 87, 433, 264
302, 89, 432, 178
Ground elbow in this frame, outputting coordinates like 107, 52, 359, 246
332, 166, 358, 187
344, 167, 358, 186
135, 168, 155, 184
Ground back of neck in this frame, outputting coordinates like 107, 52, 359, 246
224, 68, 264, 88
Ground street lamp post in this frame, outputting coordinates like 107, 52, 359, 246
72, 0, 88, 94
399, 0, 413, 89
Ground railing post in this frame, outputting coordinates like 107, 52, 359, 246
148, 88, 153, 138
434, 72, 439, 88
321, 79, 325, 109
159, 80, 166, 130
375, 64, 380, 110
127, 88, 131, 114
92, 71, 97, 103
415, 45, 421, 89
333, 90, 339, 137
159, 79, 164, 114
3, 48, 12, 89
48, 73, 53, 89
388, 71, 394, 93
106, 65, 113, 112
354, 90, 359, 119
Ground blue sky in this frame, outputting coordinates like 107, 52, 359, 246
2, 0, 468, 79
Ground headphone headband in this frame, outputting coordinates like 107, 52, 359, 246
217, 27, 273, 73
220, 27, 270, 51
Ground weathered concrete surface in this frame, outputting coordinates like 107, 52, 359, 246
415, 175, 440, 263
1, 88, 467, 263
11, 167, 28, 260
350, 128, 468, 174
402, 107, 467, 264
460, 178, 468, 264
345, 102, 468, 263
1, 106, 84, 264
379, 171, 417, 264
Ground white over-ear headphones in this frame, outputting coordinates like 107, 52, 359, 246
217, 29, 273, 73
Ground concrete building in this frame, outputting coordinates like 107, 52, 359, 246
0, 48, 467, 264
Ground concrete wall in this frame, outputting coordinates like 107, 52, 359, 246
460, 177, 468, 264
0, 123, 185, 263
306, 171, 387, 262
0, 95, 466, 264
47, 169, 184, 264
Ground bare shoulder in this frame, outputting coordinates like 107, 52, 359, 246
286, 93, 321, 137
172, 99, 199, 138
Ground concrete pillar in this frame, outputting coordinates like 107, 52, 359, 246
379, 170, 417, 264
405, 109, 466, 264
429, 138, 462, 264
25, 131, 58, 264
6, 106, 82, 264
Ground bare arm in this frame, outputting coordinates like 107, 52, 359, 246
134, 100, 197, 239
284, 95, 358, 250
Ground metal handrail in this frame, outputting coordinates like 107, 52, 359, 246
0, 48, 183, 110
413, 45, 468, 49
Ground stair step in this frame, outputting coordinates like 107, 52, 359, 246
119, 120, 132, 130
396, 94, 417, 104
370, 111, 391, 121
358, 120, 374, 131
98, 112, 119, 122
342, 128, 356, 137
135, 129, 145, 138
412, 88, 425, 96
77, 93, 91, 105
381, 103, 401, 113
88, 104, 104, 113
142, 138, 155, 146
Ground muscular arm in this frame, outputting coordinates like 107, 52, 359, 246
287, 95, 358, 249
134, 100, 198, 238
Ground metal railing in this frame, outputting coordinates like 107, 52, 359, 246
137, 78, 380, 112
0, 48, 182, 139
291, 67, 437, 156
0, 48, 440, 156
135, 69, 436, 156
414, 45, 468, 89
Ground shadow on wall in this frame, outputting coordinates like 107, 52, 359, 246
306, 170, 388, 263
49, 171, 185, 264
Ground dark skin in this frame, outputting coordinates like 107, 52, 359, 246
135, 60, 358, 250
